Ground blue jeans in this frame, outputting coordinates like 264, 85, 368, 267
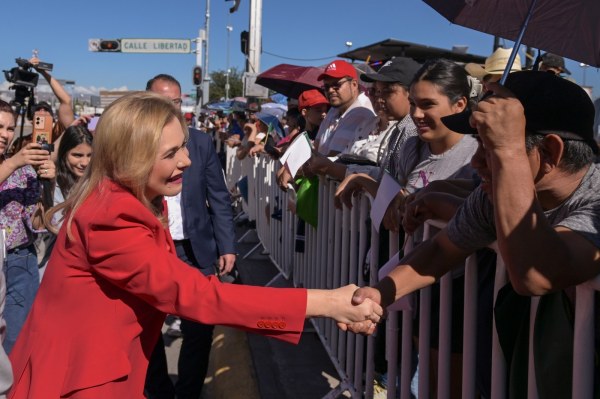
3, 245, 39, 353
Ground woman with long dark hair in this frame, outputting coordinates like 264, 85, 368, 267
53, 125, 93, 211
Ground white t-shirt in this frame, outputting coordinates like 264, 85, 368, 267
315, 93, 376, 156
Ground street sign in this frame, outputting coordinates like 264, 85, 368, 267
121, 39, 191, 54
243, 73, 269, 98
89, 38, 192, 54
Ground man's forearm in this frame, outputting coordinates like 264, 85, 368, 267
490, 150, 570, 294
378, 230, 469, 306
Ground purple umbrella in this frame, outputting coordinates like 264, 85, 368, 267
424, 0, 600, 73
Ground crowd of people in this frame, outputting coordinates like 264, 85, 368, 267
213, 51, 600, 399
0, 48, 596, 399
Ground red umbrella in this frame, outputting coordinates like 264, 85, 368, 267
255, 64, 323, 99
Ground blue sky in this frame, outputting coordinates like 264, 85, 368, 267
2, 0, 599, 99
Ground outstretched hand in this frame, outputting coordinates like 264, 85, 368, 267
329, 284, 383, 324
340, 287, 385, 334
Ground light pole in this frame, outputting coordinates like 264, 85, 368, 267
226, 25, 233, 100
202, 0, 211, 105
580, 63, 589, 86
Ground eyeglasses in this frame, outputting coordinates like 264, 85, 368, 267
171, 98, 183, 105
322, 78, 352, 92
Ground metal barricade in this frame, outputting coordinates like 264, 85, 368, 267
225, 154, 599, 399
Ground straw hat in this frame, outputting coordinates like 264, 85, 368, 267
465, 48, 522, 80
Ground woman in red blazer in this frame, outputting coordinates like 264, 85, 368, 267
8, 92, 382, 399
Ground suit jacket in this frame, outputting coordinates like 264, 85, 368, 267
182, 129, 235, 272
8, 180, 306, 399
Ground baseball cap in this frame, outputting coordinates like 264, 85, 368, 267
317, 60, 357, 81
32, 101, 54, 117
442, 70, 598, 154
360, 57, 421, 86
298, 89, 328, 110
541, 53, 571, 75
465, 47, 522, 80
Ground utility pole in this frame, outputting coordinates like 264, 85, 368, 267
202, 0, 211, 105
226, 25, 233, 100
195, 29, 205, 106
247, 0, 262, 74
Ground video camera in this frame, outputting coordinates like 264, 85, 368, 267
3, 57, 53, 113
3, 58, 53, 88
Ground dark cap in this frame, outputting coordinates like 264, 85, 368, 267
360, 57, 421, 86
443, 70, 598, 154
32, 101, 54, 117
541, 53, 571, 75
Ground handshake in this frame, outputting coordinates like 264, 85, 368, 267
314, 284, 390, 336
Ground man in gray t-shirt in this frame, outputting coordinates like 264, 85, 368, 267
447, 163, 600, 253
350, 70, 600, 323
347, 69, 600, 399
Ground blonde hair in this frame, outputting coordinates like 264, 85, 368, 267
46, 91, 188, 236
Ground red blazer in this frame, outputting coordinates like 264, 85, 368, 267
9, 180, 307, 399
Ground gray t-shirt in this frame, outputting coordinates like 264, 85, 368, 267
394, 134, 478, 193
447, 163, 600, 252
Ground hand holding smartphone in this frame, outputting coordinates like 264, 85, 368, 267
32, 112, 53, 152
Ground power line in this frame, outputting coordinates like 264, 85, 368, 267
262, 50, 338, 62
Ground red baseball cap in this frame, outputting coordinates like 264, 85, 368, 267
298, 89, 328, 110
317, 60, 357, 81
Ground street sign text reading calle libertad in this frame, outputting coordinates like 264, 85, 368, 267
121, 39, 191, 54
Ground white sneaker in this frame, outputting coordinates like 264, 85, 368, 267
166, 317, 182, 338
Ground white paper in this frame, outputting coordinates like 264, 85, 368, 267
378, 251, 414, 311
255, 132, 266, 142
281, 134, 313, 178
370, 171, 402, 233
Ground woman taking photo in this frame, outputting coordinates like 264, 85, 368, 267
0, 100, 55, 354
8, 92, 382, 399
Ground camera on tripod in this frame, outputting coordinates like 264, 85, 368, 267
3, 58, 50, 88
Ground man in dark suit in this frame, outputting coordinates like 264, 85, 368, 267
144, 74, 236, 399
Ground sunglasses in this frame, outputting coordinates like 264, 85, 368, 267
322, 77, 353, 92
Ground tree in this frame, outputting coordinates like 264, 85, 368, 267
209, 67, 243, 101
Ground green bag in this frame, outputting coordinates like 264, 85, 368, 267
295, 176, 319, 228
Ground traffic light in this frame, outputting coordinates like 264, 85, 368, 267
193, 66, 202, 86
240, 31, 249, 55
99, 40, 121, 52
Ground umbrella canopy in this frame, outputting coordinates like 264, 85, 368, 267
256, 64, 323, 99
424, 0, 600, 68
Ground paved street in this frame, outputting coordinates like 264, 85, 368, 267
163, 225, 349, 399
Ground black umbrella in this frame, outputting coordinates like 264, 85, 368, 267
429, 0, 600, 133
424, 0, 600, 71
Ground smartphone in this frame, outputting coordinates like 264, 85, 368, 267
32, 112, 54, 152
88, 116, 100, 131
